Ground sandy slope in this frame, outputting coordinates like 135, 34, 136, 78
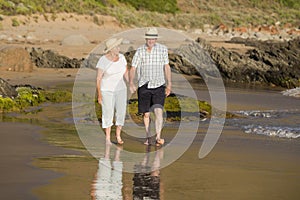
0, 13, 193, 87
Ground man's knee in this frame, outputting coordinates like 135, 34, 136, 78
154, 107, 163, 115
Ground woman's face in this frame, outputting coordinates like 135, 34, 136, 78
111, 46, 120, 54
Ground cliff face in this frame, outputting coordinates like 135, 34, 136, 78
206, 37, 300, 88
167, 37, 300, 88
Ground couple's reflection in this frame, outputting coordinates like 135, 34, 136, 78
133, 146, 164, 200
91, 144, 164, 200
91, 144, 123, 200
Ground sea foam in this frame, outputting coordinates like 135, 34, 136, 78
243, 125, 300, 139
281, 87, 300, 98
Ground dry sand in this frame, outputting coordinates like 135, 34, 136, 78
0, 13, 241, 86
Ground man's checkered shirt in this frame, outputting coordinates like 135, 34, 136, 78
132, 43, 169, 88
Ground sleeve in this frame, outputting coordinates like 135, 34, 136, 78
95, 56, 106, 70
131, 49, 141, 68
163, 46, 169, 65
121, 54, 127, 66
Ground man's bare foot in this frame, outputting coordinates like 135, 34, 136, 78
156, 138, 165, 147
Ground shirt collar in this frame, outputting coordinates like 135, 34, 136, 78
143, 43, 157, 50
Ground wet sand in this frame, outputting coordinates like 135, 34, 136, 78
0, 122, 72, 200
160, 128, 300, 200
1, 71, 300, 199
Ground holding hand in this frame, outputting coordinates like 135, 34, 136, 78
98, 95, 102, 105
129, 83, 137, 94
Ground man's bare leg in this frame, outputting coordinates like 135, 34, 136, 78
143, 112, 151, 145
154, 108, 164, 146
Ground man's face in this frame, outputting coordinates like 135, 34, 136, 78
146, 38, 157, 48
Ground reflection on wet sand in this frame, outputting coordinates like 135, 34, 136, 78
133, 147, 164, 200
91, 144, 164, 199
91, 144, 123, 200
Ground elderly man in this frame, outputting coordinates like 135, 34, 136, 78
129, 27, 172, 146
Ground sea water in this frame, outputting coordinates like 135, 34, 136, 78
223, 86, 300, 139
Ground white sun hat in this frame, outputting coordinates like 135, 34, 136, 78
103, 38, 123, 53
144, 27, 160, 39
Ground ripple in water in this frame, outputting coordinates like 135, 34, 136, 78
243, 125, 300, 139
231, 109, 300, 139
281, 87, 300, 98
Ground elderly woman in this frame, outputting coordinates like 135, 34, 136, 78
96, 38, 128, 145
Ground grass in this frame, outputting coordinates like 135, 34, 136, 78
0, 0, 299, 29
0, 87, 73, 113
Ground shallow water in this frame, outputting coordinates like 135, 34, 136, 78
90, 126, 300, 200
89, 82, 300, 200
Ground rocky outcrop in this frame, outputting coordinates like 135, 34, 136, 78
0, 78, 17, 98
81, 53, 101, 69
0, 46, 34, 72
1, 37, 299, 89
163, 37, 300, 88
206, 37, 300, 88
61, 34, 90, 46
30, 47, 83, 68
85, 38, 300, 88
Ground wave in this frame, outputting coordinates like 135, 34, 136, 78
243, 125, 300, 139
281, 87, 300, 98
231, 109, 300, 139
234, 109, 300, 118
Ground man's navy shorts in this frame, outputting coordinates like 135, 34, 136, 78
137, 83, 165, 113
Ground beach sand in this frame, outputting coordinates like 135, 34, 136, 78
1, 14, 300, 200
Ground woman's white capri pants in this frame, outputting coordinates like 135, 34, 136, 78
101, 89, 127, 128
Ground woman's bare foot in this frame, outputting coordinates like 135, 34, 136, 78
106, 139, 112, 145
116, 137, 124, 145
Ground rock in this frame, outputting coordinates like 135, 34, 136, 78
23, 36, 300, 89
61, 34, 90, 46
0, 78, 17, 98
81, 52, 101, 69
198, 36, 300, 88
0, 46, 34, 72
160, 36, 300, 88
30, 47, 83, 68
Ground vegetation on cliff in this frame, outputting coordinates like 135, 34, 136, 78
0, 0, 299, 29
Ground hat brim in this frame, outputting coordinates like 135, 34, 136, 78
144, 36, 160, 39
103, 38, 123, 53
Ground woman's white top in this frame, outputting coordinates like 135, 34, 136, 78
96, 53, 127, 92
